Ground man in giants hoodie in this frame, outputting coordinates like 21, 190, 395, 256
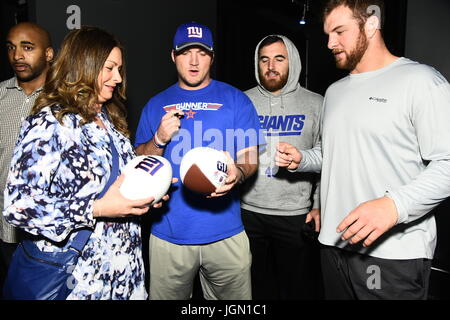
241, 35, 323, 299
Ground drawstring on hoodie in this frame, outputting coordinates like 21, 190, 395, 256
254, 35, 301, 174
242, 34, 321, 215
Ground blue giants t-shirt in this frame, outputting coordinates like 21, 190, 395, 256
135, 80, 262, 244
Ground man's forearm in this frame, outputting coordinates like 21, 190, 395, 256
294, 141, 322, 173
236, 146, 259, 182
135, 136, 165, 156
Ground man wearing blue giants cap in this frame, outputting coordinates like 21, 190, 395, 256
173, 22, 214, 53
135, 22, 263, 300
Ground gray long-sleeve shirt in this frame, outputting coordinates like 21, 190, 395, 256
298, 58, 450, 259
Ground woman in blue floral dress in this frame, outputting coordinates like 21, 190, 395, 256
3, 26, 162, 299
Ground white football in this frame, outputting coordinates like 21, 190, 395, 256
179, 147, 228, 195
120, 155, 172, 204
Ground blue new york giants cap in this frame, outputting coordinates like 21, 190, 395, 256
173, 22, 214, 53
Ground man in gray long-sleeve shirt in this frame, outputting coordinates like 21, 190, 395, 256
276, 0, 450, 299
0, 22, 53, 292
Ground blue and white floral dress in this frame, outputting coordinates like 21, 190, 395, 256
3, 106, 147, 300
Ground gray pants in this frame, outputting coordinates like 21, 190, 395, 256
148, 231, 252, 300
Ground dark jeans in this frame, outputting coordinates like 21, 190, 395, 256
241, 209, 322, 300
0, 240, 18, 300
320, 245, 432, 300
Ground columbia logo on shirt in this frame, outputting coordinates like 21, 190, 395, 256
260, 115, 305, 136
369, 97, 388, 103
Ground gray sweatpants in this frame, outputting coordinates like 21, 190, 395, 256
148, 231, 252, 300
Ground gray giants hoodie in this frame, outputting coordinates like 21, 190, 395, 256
241, 35, 323, 216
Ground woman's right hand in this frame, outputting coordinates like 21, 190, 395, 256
92, 174, 155, 218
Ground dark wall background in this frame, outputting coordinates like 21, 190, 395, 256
26, 0, 217, 141
216, 0, 344, 95
405, 0, 450, 80
404, 0, 450, 300
216, 0, 407, 95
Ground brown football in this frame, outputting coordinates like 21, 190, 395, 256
180, 147, 229, 195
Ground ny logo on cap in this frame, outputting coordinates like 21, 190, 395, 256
187, 26, 203, 38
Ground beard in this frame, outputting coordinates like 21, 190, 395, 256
334, 31, 369, 71
259, 70, 289, 93
14, 60, 48, 83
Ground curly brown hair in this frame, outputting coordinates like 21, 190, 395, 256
32, 26, 130, 137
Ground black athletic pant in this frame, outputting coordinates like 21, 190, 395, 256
320, 245, 431, 300
241, 209, 322, 300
